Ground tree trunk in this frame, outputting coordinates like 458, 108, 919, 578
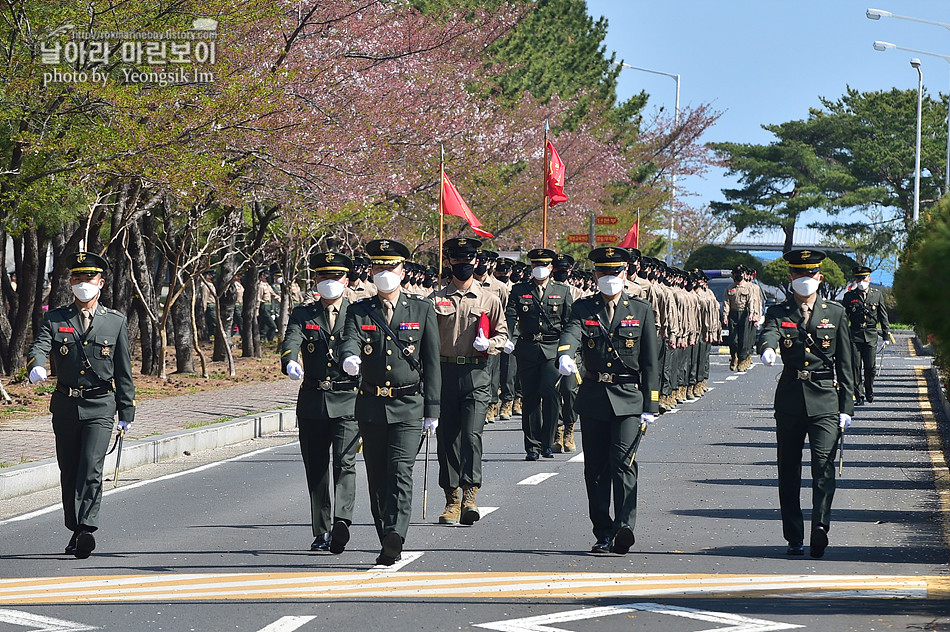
212, 229, 240, 362
190, 279, 208, 378
172, 280, 195, 374
242, 264, 261, 358
127, 216, 163, 376
4, 229, 40, 373
0, 227, 13, 375
31, 233, 50, 338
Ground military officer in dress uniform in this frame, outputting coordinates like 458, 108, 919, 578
27, 252, 135, 559
758, 249, 854, 558
280, 252, 359, 554
556, 247, 659, 554
340, 239, 441, 565
504, 248, 574, 460
430, 237, 508, 526
843, 266, 890, 405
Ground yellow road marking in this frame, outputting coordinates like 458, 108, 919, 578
0, 573, 947, 604
915, 366, 950, 551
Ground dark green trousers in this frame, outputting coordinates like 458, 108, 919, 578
558, 370, 578, 429
851, 339, 877, 399
437, 362, 489, 489
775, 412, 839, 545
580, 410, 643, 541
500, 353, 521, 401
486, 354, 501, 406
52, 414, 113, 532
358, 417, 423, 543
517, 355, 560, 453
298, 415, 360, 536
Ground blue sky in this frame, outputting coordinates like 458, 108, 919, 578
586, 0, 950, 286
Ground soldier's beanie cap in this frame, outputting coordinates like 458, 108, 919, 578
312, 252, 353, 273
555, 253, 575, 269
852, 265, 872, 277
783, 249, 826, 272
444, 237, 481, 258
625, 247, 642, 262
588, 246, 631, 271
67, 251, 109, 275
367, 239, 411, 264
527, 248, 558, 264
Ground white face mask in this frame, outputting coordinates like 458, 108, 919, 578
857, 280, 870, 291
71, 282, 101, 302
531, 266, 551, 281
275, 277, 283, 285
597, 275, 625, 296
373, 270, 402, 293
316, 279, 345, 300
791, 276, 820, 297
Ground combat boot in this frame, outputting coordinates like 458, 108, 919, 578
553, 426, 563, 453
460, 486, 480, 525
499, 400, 513, 420
562, 425, 576, 452
486, 402, 498, 423
512, 397, 523, 415
439, 487, 461, 525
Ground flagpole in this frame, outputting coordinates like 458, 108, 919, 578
636, 208, 640, 249
542, 120, 549, 248
439, 145, 445, 276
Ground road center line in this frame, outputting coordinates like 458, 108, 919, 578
257, 616, 317, 632
517, 473, 557, 485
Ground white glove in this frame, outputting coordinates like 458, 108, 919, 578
882, 339, 890, 346
423, 417, 439, 436
839, 413, 851, 430
640, 413, 655, 427
117, 420, 132, 432
760, 348, 776, 366
342, 355, 361, 376
557, 355, 577, 376
473, 329, 490, 352
29, 366, 47, 383
286, 360, 303, 380
503, 339, 515, 354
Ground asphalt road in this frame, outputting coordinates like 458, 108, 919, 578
1, 345, 947, 632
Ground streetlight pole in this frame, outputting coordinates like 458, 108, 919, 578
620, 62, 680, 264
874, 41, 950, 196
912, 58, 923, 224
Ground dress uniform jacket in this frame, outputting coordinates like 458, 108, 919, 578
758, 298, 854, 418
505, 280, 574, 359
281, 300, 357, 419
843, 287, 889, 344
28, 303, 135, 422
341, 293, 441, 421
559, 293, 659, 416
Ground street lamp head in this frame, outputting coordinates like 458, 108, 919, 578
910, 57, 922, 68
873, 41, 894, 51
866, 8, 891, 20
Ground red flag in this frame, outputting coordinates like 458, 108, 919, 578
441, 171, 494, 238
477, 311, 491, 358
618, 223, 639, 248
545, 140, 567, 205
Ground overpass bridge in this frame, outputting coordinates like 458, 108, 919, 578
717, 228, 853, 253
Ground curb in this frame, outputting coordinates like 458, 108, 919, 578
0, 407, 298, 501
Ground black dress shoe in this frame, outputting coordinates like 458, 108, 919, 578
525, 451, 540, 461
329, 520, 349, 555
376, 532, 403, 566
310, 533, 331, 551
590, 537, 612, 554
809, 525, 829, 559
786, 542, 804, 556
74, 531, 96, 559
541, 447, 555, 458
854, 397, 865, 406
65, 532, 78, 556
612, 526, 635, 555
865, 394, 874, 403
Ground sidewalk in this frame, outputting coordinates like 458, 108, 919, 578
0, 378, 300, 499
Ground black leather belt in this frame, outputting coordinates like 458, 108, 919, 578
303, 376, 358, 391
584, 370, 640, 385
440, 355, 485, 365
784, 369, 834, 382
55, 383, 113, 398
362, 383, 420, 398
529, 333, 560, 342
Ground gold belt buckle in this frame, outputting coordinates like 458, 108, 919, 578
598, 372, 613, 383
797, 370, 811, 381
376, 386, 392, 397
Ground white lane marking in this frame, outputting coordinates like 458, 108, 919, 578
726, 375, 739, 381
0, 609, 96, 631
479, 507, 500, 518
705, 387, 716, 392
517, 473, 557, 485
713, 381, 725, 384
368, 551, 424, 572
0, 444, 290, 526
476, 602, 803, 632
256, 616, 316, 632
567, 452, 584, 463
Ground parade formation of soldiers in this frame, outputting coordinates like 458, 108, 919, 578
27, 241, 888, 563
